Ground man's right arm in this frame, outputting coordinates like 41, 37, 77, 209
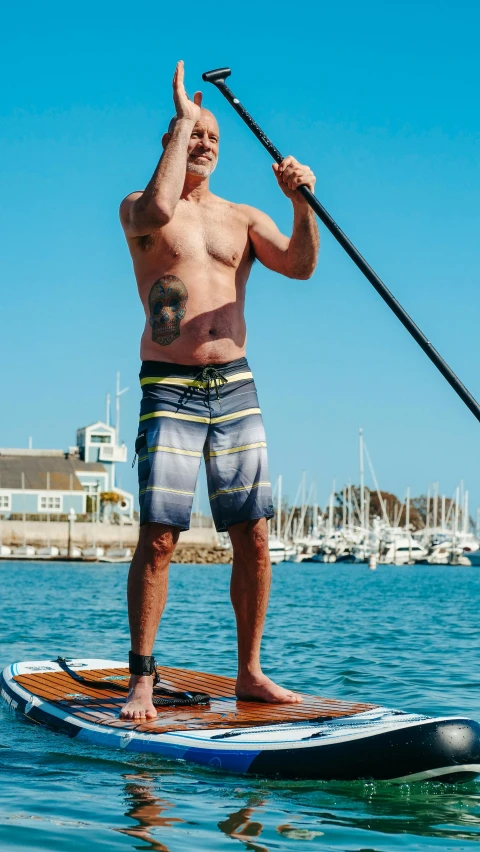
120, 60, 201, 238
120, 118, 195, 238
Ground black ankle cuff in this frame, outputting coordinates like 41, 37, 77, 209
129, 651, 157, 676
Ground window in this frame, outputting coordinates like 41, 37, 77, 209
39, 495, 62, 511
0, 494, 11, 510
82, 483, 99, 494
91, 435, 111, 444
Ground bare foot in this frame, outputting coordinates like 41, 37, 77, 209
119, 675, 157, 721
235, 673, 303, 704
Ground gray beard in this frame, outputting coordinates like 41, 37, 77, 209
186, 160, 217, 178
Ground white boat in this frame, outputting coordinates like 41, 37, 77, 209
289, 535, 325, 563
268, 537, 285, 565
0, 545, 11, 557
82, 546, 105, 559
59, 547, 83, 558
310, 551, 338, 563
100, 547, 132, 563
310, 530, 357, 563
11, 545, 36, 558
457, 532, 480, 554
426, 539, 471, 565
36, 546, 59, 558
379, 536, 428, 565
284, 544, 300, 562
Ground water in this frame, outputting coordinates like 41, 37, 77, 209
2, 561, 480, 851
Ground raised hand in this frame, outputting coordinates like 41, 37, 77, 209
272, 156, 316, 203
173, 60, 202, 122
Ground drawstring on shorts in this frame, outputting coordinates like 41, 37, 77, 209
197, 366, 228, 405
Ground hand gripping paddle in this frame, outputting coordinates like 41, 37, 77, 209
202, 67, 480, 425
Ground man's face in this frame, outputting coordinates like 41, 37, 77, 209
186, 112, 219, 177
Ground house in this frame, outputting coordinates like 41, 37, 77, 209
0, 421, 134, 521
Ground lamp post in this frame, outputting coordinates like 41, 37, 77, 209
68, 508, 77, 559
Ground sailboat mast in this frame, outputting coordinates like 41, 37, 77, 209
453, 486, 460, 560
276, 475, 282, 541
433, 482, 438, 530
46, 471, 51, 549
300, 471, 306, 539
359, 428, 365, 530
328, 480, 335, 536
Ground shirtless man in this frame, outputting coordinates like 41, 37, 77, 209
119, 61, 319, 720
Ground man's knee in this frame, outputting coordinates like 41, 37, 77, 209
229, 518, 270, 561
139, 522, 180, 564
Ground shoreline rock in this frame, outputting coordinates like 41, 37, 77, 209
172, 546, 232, 564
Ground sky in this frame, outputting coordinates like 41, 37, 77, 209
1, 0, 479, 517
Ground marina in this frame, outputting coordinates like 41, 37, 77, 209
267, 430, 480, 567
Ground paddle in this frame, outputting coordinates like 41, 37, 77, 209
202, 67, 480, 424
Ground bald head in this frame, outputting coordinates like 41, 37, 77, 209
168, 108, 219, 135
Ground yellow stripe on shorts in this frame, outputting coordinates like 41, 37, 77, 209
148, 445, 202, 458
140, 371, 253, 388
210, 407, 261, 425
139, 485, 195, 497
205, 441, 267, 461
139, 410, 210, 424
209, 481, 271, 501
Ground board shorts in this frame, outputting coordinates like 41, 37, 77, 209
135, 357, 274, 532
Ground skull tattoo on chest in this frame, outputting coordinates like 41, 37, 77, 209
148, 275, 188, 346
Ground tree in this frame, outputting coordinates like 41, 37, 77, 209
100, 491, 121, 522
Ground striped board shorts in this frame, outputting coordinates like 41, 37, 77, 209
136, 357, 274, 532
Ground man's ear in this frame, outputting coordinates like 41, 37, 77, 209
161, 132, 171, 150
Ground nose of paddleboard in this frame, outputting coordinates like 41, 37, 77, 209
247, 717, 480, 782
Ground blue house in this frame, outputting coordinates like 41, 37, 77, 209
0, 421, 134, 520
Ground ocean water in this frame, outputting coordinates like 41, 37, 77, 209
2, 561, 480, 851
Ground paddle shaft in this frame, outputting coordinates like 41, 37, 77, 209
202, 68, 480, 425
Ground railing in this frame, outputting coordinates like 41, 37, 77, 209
98, 445, 127, 463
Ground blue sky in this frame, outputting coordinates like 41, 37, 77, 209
1, 0, 479, 516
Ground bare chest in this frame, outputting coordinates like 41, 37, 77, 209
138, 203, 250, 268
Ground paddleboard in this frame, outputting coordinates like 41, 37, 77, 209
2, 658, 480, 783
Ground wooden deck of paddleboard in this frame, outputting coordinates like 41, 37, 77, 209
13, 666, 377, 733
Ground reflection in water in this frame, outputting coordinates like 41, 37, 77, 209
113, 766, 480, 850
274, 778, 480, 843
218, 798, 269, 852
117, 772, 183, 852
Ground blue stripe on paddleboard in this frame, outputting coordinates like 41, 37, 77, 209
76, 726, 259, 770
76, 727, 189, 760
182, 745, 259, 773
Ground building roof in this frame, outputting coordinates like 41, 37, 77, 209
0, 456, 106, 491
75, 463, 106, 473
77, 421, 115, 434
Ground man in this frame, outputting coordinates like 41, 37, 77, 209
119, 61, 319, 720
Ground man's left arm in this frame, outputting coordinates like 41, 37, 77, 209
244, 156, 320, 280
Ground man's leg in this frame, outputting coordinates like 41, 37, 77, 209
120, 521, 180, 721
229, 518, 302, 704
